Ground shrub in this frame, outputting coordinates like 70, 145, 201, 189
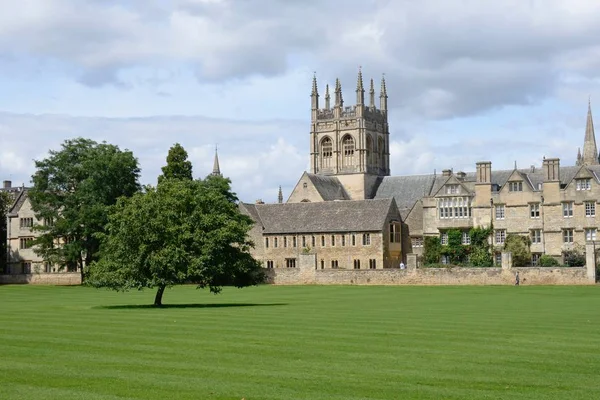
563, 244, 586, 267
539, 255, 559, 267
504, 234, 531, 267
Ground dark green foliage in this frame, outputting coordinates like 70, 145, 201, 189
539, 255, 560, 267
86, 178, 264, 306
0, 191, 12, 273
28, 138, 141, 275
423, 236, 442, 265
563, 244, 586, 267
504, 234, 531, 267
468, 226, 493, 267
439, 229, 468, 264
158, 143, 193, 182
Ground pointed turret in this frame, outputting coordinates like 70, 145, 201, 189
334, 78, 343, 108
278, 186, 283, 204
577, 147, 582, 166
211, 146, 222, 177
356, 67, 364, 105
311, 73, 319, 110
325, 84, 330, 110
369, 78, 375, 108
582, 98, 599, 165
379, 74, 388, 113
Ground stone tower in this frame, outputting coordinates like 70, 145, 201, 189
578, 99, 599, 166
309, 70, 390, 199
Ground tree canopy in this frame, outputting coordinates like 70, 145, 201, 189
0, 190, 13, 273
86, 177, 264, 306
158, 143, 193, 182
28, 138, 141, 275
504, 234, 531, 267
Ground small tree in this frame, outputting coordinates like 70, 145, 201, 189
86, 178, 264, 306
468, 226, 493, 267
539, 255, 560, 267
158, 143, 193, 182
504, 234, 531, 267
0, 191, 13, 273
423, 236, 442, 265
563, 243, 586, 267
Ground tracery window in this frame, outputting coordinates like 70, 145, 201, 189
321, 137, 333, 168
342, 135, 355, 167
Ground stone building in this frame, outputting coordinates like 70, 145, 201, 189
244, 71, 600, 267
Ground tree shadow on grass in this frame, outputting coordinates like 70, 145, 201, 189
94, 303, 288, 310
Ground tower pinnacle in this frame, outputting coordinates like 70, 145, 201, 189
581, 98, 599, 165
311, 73, 319, 110
334, 78, 343, 108
369, 78, 375, 108
278, 186, 283, 204
379, 74, 388, 112
211, 146, 222, 177
325, 84, 330, 110
356, 67, 364, 105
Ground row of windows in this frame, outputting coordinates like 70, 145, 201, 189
265, 233, 372, 249
438, 197, 472, 219
492, 228, 597, 245
494, 202, 597, 220
19, 237, 34, 249
320, 136, 385, 169
266, 259, 378, 269
440, 232, 471, 245
19, 217, 54, 228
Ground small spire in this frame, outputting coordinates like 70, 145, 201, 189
356, 67, 365, 105
311, 72, 319, 110
582, 98, 599, 165
334, 78, 343, 108
369, 78, 375, 108
325, 84, 330, 110
211, 145, 222, 177
278, 186, 283, 204
577, 147, 582, 166
379, 74, 388, 112
514, 160, 517, 170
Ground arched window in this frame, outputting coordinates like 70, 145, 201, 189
378, 137, 385, 170
366, 135, 373, 168
321, 137, 333, 168
342, 135, 355, 167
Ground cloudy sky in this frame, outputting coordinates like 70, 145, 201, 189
1, 0, 599, 202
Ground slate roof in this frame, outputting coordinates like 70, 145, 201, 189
306, 173, 350, 201
373, 164, 598, 218
243, 198, 397, 234
7, 189, 28, 217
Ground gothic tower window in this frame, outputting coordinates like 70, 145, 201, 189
378, 137, 385, 170
342, 135, 355, 167
366, 135, 373, 168
321, 137, 333, 168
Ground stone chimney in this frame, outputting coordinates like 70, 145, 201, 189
442, 169, 452, 177
543, 158, 560, 182
3, 180, 11, 189
475, 161, 492, 184
456, 171, 466, 181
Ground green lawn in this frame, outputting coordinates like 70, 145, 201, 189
1, 285, 599, 400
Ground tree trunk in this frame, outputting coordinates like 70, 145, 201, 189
154, 285, 166, 307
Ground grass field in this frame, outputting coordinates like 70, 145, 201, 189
1, 285, 600, 400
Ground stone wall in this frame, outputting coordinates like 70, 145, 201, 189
266, 266, 591, 286
0, 273, 82, 285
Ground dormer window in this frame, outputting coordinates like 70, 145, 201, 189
576, 178, 591, 191
445, 185, 460, 195
508, 181, 523, 192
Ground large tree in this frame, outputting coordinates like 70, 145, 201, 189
158, 143, 193, 182
86, 177, 264, 306
28, 138, 141, 277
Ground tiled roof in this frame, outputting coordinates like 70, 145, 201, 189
243, 198, 397, 234
306, 174, 350, 201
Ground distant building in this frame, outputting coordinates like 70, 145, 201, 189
243, 71, 600, 268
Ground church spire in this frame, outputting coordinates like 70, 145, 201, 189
379, 74, 388, 113
311, 73, 319, 110
356, 67, 364, 105
582, 98, 599, 165
278, 186, 283, 204
211, 146, 222, 177
369, 78, 375, 108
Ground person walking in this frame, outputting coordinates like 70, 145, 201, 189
515, 271, 520, 286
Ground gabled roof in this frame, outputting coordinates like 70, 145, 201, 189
243, 198, 397, 234
7, 189, 29, 217
305, 173, 350, 201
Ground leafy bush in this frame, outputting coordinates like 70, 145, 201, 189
504, 234, 531, 267
563, 244, 586, 267
423, 236, 442, 265
539, 255, 559, 267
